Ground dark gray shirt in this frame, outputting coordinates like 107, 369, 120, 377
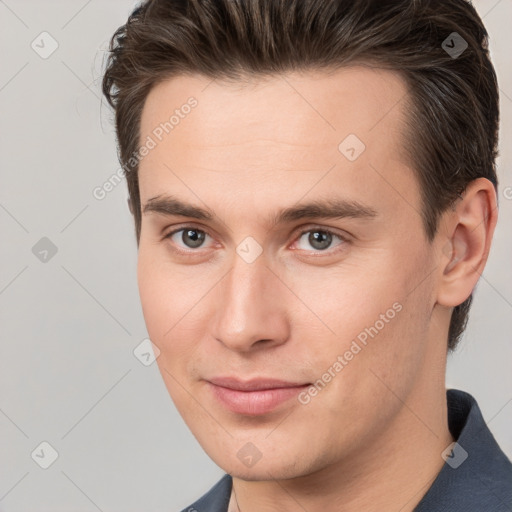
181, 389, 512, 511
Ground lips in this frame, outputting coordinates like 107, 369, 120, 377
206, 377, 310, 415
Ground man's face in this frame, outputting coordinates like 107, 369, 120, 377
137, 67, 444, 479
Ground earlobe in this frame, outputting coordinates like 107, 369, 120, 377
436, 178, 498, 308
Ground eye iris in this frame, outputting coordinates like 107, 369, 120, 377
183, 229, 205, 248
309, 231, 332, 250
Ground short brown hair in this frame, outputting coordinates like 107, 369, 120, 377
102, 0, 499, 351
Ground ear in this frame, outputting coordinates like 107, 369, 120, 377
436, 178, 498, 308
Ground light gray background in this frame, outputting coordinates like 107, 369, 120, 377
1, 0, 511, 510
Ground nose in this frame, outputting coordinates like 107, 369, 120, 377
211, 252, 290, 353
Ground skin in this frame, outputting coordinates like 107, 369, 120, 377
136, 67, 497, 512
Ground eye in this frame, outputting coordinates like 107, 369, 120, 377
163, 225, 348, 256
292, 228, 347, 253
164, 227, 212, 251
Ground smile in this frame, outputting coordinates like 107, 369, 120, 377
206, 377, 311, 416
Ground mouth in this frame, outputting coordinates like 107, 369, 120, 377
206, 377, 311, 416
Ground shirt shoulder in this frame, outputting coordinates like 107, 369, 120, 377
414, 389, 512, 511
180, 474, 232, 512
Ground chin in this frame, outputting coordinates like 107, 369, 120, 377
210, 447, 315, 482
229, 464, 304, 482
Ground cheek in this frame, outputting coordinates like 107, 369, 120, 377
137, 251, 168, 338
292, 293, 430, 457
137, 245, 217, 377
137, 250, 204, 416
137, 248, 191, 353
291, 248, 432, 402
281, 255, 404, 350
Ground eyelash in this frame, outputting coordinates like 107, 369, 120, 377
162, 225, 349, 256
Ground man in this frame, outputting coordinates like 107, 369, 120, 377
102, 0, 511, 510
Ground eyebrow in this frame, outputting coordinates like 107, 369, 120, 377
142, 194, 378, 226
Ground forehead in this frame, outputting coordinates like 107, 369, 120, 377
138, 66, 419, 226
140, 66, 409, 151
